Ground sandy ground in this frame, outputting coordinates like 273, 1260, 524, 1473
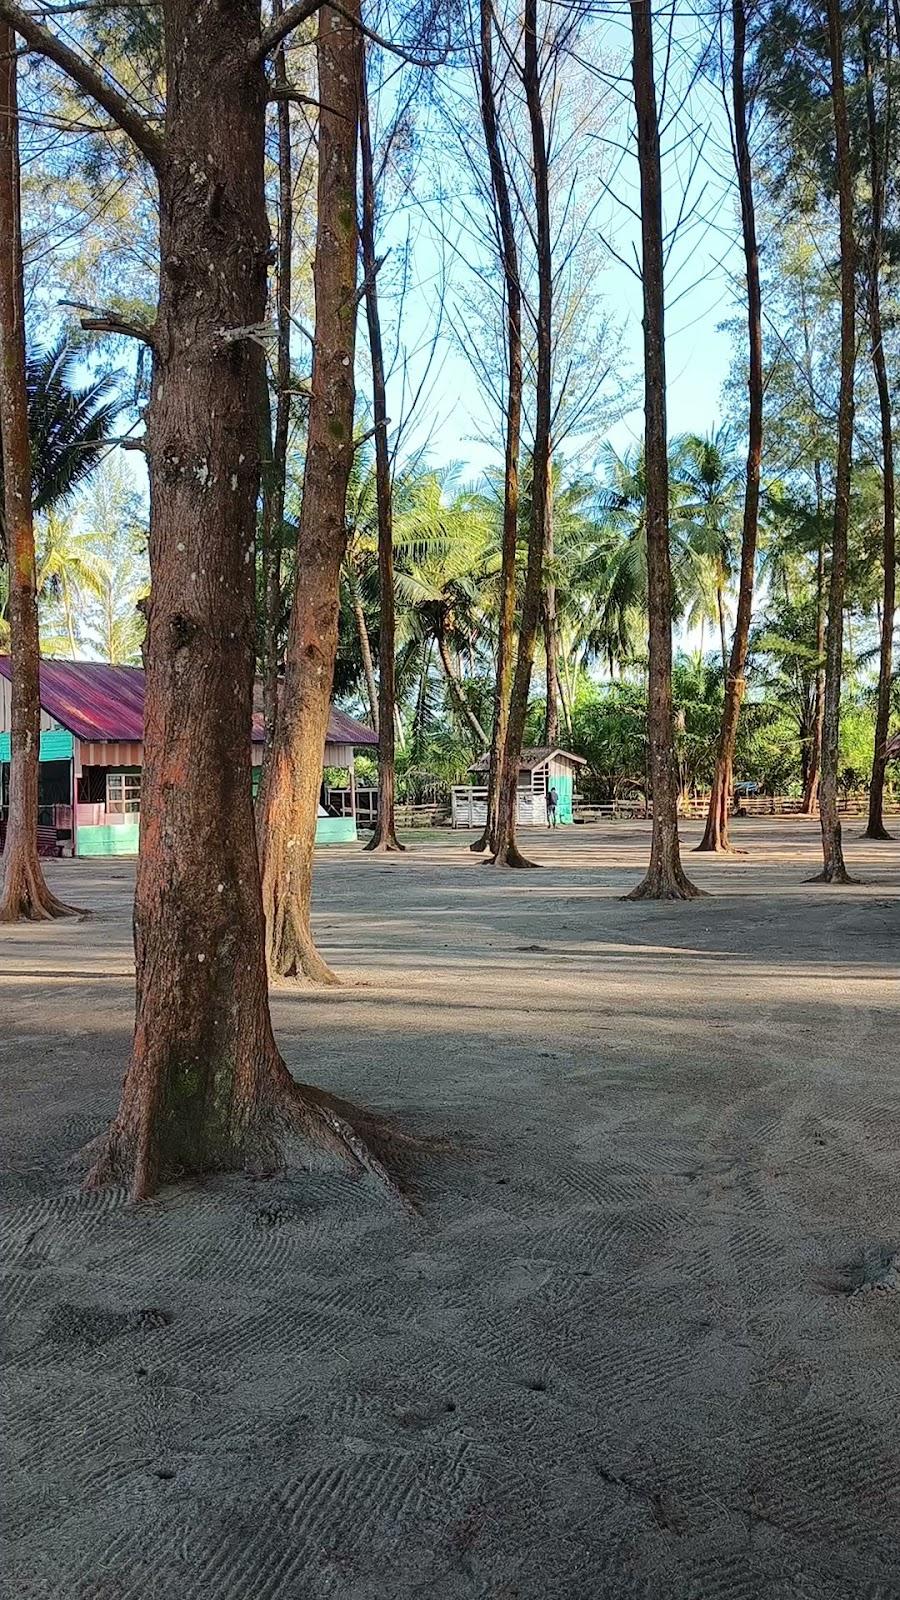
2, 817, 900, 1600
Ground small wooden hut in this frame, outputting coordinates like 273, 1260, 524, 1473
452, 746, 586, 828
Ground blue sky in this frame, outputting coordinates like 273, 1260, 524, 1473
376, 2, 746, 483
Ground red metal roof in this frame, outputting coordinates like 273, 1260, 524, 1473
0, 657, 377, 747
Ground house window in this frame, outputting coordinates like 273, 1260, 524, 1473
107, 771, 142, 815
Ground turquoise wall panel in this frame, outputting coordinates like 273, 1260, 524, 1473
315, 816, 358, 845
0, 729, 73, 763
77, 823, 140, 857
554, 772, 574, 823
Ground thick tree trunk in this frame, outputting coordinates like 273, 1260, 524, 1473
802, 529, 826, 813
862, 25, 895, 841
696, 0, 762, 856
436, 622, 489, 746
259, 9, 293, 772
259, 0, 361, 982
813, 0, 855, 883
84, 0, 398, 1199
359, 54, 404, 853
488, 0, 550, 871
470, 0, 522, 855
0, 22, 76, 922
626, 0, 701, 899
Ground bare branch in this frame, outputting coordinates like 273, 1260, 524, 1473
60, 298, 156, 345
0, 0, 164, 169
251, 0, 450, 70
353, 250, 387, 307
267, 84, 351, 119
252, 0, 319, 63
217, 321, 277, 349
353, 422, 389, 451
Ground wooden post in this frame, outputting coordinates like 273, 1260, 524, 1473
70, 749, 78, 859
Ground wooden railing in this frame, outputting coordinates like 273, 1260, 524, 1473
573, 800, 648, 822
679, 792, 900, 819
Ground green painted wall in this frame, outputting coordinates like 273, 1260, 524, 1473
0, 728, 73, 763
77, 822, 140, 857
73, 813, 356, 856
553, 772, 574, 823
315, 816, 358, 845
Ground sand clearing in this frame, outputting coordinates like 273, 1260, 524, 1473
2, 817, 900, 1598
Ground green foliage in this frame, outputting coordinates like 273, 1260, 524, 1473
0, 340, 127, 524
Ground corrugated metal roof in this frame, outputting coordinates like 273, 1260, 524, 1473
471, 744, 587, 772
0, 657, 377, 748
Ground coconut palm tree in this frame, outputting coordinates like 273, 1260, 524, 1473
37, 512, 109, 656
393, 468, 496, 747
0, 339, 126, 529
1, 340, 127, 657
671, 428, 742, 671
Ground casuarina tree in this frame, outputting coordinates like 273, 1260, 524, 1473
0, 21, 78, 922
813, 0, 856, 883
696, 0, 764, 856
469, 0, 523, 856
0, 0, 401, 1197
625, 0, 701, 899
259, 0, 363, 982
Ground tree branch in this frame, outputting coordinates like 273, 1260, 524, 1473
0, 0, 164, 169
252, 0, 449, 70
252, 0, 320, 63
267, 84, 350, 119
60, 299, 157, 346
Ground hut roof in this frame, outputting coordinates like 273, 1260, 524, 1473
470, 745, 587, 772
885, 730, 900, 760
0, 657, 377, 748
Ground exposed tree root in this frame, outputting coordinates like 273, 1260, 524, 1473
268, 905, 341, 985
624, 868, 706, 901
484, 840, 540, 869
0, 849, 82, 922
692, 841, 747, 856
469, 831, 491, 853
862, 825, 892, 842
363, 832, 407, 854
805, 867, 858, 885
83, 1067, 451, 1209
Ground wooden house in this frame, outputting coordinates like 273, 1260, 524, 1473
0, 657, 376, 858
451, 746, 586, 828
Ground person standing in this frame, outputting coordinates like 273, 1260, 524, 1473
547, 785, 558, 828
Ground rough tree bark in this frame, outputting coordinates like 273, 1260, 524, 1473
259, 0, 294, 769
542, 453, 559, 746
360, 51, 404, 852
696, 0, 762, 855
259, 0, 362, 982
436, 622, 489, 747
0, 20, 76, 923
812, 0, 855, 883
0, 0, 404, 1198
487, 0, 550, 870
801, 509, 826, 814
470, 0, 522, 855
861, 18, 895, 841
352, 582, 380, 734
626, 0, 702, 899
